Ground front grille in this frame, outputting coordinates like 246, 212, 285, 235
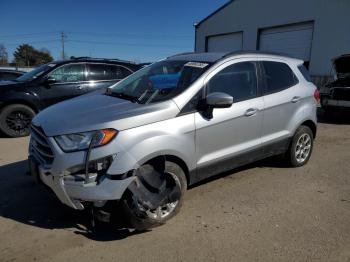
332, 88, 350, 101
30, 124, 54, 165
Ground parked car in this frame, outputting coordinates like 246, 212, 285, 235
320, 54, 350, 113
29, 51, 318, 230
0, 69, 25, 81
0, 57, 142, 137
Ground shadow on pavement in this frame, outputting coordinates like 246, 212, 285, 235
0, 160, 139, 241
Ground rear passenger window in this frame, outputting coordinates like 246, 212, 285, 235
116, 66, 133, 79
87, 64, 132, 81
262, 61, 298, 94
298, 65, 312, 82
207, 62, 258, 102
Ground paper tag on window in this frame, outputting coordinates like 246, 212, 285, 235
185, 62, 209, 69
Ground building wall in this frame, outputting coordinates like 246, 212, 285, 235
195, 0, 350, 77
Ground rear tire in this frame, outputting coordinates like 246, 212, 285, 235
0, 104, 35, 137
285, 126, 314, 167
121, 161, 187, 231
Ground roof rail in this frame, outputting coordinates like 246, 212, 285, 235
222, 50, 298, 59
70, 56, 91, 60
69, 56, 136, 64
167, 52, 194, 59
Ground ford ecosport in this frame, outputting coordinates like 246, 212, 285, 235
29, 51, 318, 230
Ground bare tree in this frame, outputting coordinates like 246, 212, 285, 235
0, 44, 8, 66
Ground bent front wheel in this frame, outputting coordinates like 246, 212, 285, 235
121, 161, 187, 231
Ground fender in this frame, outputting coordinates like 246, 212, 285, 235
0, 89, 41, 112
287, 100, 317, 137
106, 114, 196, 179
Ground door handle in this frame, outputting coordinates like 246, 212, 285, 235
245, 108, 258, 117
291, 96, 301, 103
76, 85, 83, 90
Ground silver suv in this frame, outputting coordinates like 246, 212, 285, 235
29, 52, 318, 230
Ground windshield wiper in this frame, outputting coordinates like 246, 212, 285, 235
105, 89, 139, 103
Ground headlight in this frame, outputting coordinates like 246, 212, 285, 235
54, 129, 118, 152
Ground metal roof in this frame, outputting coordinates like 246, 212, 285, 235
195, 0, 235, 28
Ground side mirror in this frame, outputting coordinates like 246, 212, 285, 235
205, 92, 233, 108
44, 76, 56, 85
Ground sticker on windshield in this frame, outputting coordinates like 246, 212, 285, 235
185, 62, 209, 69
47, 64, 56, 67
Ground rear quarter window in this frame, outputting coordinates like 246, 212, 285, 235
297, 65, 312, 82
262, 61, 299, 95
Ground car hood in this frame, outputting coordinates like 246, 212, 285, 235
333, 54, 350, 78
0, 80, 24, 87
32, 93, 180, 137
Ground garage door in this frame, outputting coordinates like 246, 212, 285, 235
207, 32, 243, 53
259, 23, 314, 62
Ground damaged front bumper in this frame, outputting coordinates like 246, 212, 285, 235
28, 126, 136, 210
33, 161, 135, 210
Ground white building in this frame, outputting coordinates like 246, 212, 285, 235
195, 0, 350, 79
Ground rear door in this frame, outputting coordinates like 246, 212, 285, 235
194, 59, 264, 180
40, 63, 87, 107
260, 60, 301, 152
86, 63, 133, 90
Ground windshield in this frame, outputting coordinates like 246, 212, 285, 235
16, 64, 54, 82
108, 60, 211, 104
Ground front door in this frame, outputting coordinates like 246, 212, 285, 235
39, 63, 87, 107
194, 60, 264, 181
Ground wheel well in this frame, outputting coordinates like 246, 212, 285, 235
0, 100, 39, 113
145, 155, 190, 185
301, 120, 317, 138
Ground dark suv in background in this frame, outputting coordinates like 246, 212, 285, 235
0, 57, 142, 137
320, 54, 350, 114
0, 69, 25, 81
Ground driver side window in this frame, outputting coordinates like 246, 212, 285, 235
207, 62, 258, 102
49, 64, 85, 83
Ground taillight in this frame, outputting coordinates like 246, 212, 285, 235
314, 89, 320, 102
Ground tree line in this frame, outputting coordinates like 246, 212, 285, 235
0, 43, 54, 67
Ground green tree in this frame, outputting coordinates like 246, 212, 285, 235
0, 44, 8, 66
13, 44, 53, 67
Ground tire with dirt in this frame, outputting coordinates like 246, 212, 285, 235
285, 125, 314, 167
0, 104, 35, 137
121, 161, 187, 231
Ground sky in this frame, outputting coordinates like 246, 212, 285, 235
0, 0, 227, 63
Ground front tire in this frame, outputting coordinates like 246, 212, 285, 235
0, 104, 35, 137
286, 126, 314, 167
121, 161, 187, 231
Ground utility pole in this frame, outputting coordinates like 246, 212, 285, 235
61, 31, 66, 59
